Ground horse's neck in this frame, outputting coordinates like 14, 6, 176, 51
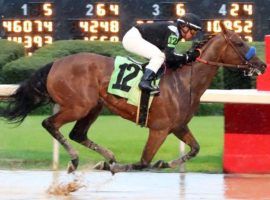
180, 35, 224, 103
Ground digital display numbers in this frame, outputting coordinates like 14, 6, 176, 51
137, 3, 186, 24
77, 20, 119, 42
136, 2, 254, 42
0, 2, 54, 55
205, 3, 254, 42
70, 3, 120, 42
152, 3, 186, 18
0, 1, 267, 54
85, 3, 119, 17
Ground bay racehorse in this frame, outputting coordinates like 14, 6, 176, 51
0, 23, 266, 174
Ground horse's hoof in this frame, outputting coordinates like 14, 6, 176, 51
67, 159, 79, 174
168, 159, 184, 168
152, 160, 169, 169
93, 161, 110, 170
109, 163, 132, 175
109, 163, 120, 175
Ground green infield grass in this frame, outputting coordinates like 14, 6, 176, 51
0, 115, 224, 172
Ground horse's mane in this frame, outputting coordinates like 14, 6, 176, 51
192, 34, 216, 49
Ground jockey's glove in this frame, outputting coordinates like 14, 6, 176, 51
165, 48, 200, 69
186, 49, 201, 62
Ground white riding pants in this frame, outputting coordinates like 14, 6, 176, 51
122, 27, 165, 73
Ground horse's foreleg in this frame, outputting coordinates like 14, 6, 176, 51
171, 126, 200, 167
109, 129, 169, 174
153, 126, 200, 169
69, 102, 116, 163
140, 129, 169, 167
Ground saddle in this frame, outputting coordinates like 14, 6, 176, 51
107, 56, 165, 127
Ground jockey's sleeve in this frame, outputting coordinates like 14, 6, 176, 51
164, 25, 189, 65
164, 35, 187, 64
165, 33, 179, 59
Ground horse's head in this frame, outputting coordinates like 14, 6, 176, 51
197, 22, 266, 76
218, 22, 266, 76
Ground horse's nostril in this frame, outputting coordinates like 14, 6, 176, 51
261, 64, 267, 73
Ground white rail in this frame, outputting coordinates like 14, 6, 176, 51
0, 84, 18, 98
201, 89, 270, 104
2, 85, 270, 103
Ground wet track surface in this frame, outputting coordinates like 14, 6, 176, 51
0, 170, 270, 199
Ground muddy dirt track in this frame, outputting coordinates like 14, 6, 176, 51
0, 170, 270, 199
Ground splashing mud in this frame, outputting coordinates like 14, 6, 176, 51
47, 172, 86, 196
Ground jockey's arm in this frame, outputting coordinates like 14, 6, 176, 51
164, 33, 200, 68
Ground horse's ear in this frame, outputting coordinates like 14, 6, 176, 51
219, 21, 227, 34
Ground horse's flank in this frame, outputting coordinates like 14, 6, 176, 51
47, 36, 220, 132
47, 54, 176, 129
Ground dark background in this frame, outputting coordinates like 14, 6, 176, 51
0, 0, 269, 41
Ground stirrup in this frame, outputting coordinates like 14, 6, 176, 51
142, 86, 160, 95
150, 88, 160, 95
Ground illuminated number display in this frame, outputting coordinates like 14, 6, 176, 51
151, 2, 186, 17
0, 2, 54, 54
0, 0, 268, 54
137, 2, 186, 24
71, 3, 120, 42
205, 2, 254, 42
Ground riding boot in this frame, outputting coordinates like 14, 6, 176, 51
139, 68, 160, 94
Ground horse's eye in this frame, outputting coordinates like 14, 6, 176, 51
236, 42, 244, 47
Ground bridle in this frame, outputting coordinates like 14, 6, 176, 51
195, 31, 259, 76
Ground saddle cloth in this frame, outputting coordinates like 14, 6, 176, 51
107, 56, 160, 106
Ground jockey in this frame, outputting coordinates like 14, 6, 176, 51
122, 13, 202, 94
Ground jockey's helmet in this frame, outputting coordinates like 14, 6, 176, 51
177, 13, 202, 31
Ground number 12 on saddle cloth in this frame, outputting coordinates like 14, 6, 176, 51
107, 56, 160, 108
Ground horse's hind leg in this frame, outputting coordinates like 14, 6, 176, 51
69, 102, 116, 163
153, 125, 200, 169
42, 106, 88, 173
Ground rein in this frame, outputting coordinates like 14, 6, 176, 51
195, 32, 252, 69
196, 57, 248, 69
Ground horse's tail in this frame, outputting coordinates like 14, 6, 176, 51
0, 62, 54, 123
